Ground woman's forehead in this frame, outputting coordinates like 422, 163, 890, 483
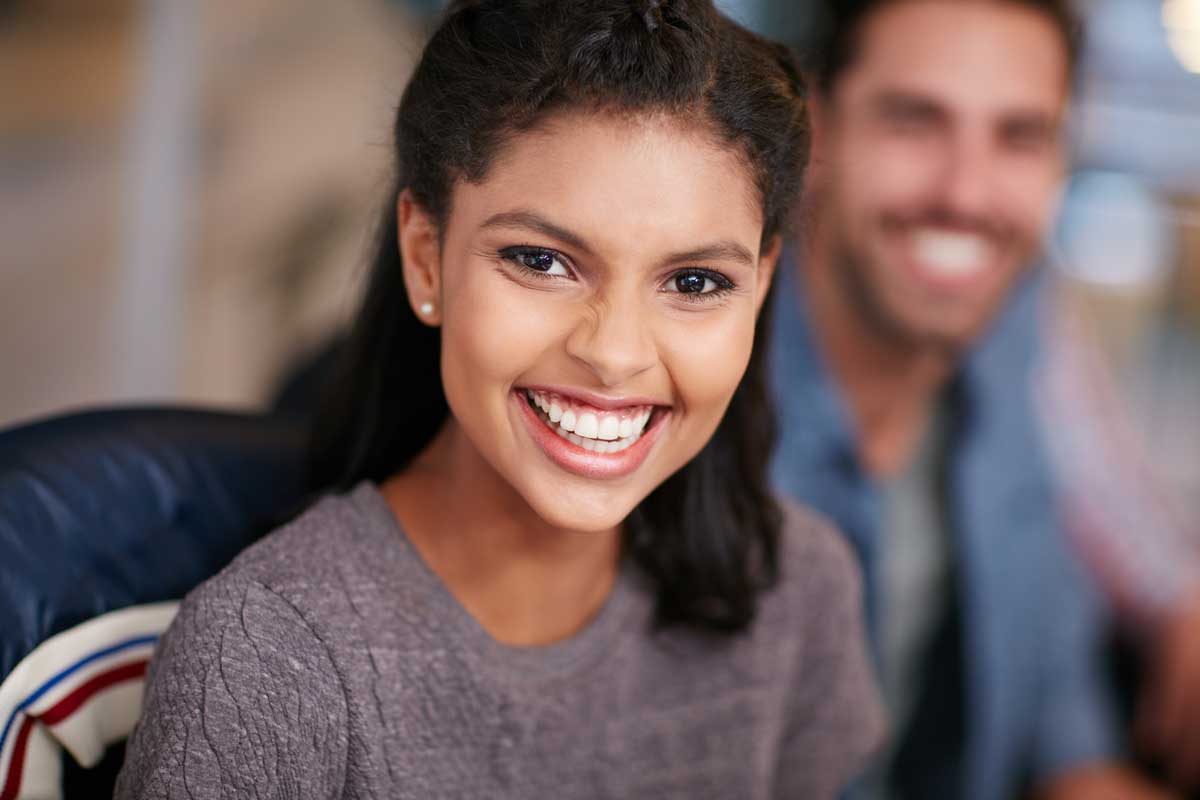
449, 111, 764, 254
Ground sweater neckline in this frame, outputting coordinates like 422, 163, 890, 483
346, 481, 646, 685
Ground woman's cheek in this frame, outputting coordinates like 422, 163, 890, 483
659, 307, 757, 425
446, 273, 568, 386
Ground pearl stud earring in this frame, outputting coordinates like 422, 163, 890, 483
419, 302, 435, 317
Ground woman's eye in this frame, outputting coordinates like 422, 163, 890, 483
665, 269, 734, 298
674, 273, 716, 294
501, 247, 571, 277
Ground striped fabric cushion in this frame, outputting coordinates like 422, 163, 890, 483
0, 604, 177, 800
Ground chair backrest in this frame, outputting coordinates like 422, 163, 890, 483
0, 407, 308, 799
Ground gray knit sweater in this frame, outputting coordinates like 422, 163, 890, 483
116, 483, 883, 799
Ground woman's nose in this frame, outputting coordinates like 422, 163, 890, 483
563, 294, 657, 388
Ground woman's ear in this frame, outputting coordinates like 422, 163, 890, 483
754, 235, 782, 313
398, 188, 442, 326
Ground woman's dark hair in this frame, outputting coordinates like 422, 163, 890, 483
309, 0, 809, 634
813, 0, 1082, 97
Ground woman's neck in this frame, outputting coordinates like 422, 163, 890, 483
380, 420, 623, 647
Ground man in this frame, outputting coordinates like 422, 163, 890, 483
769, 1, 1174, 797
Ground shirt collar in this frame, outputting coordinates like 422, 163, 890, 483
767, 248, 1048, 471
768, 248, 861, 470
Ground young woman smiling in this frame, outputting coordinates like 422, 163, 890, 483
117, 1, 883, 797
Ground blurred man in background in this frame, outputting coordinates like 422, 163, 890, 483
770, 0, 1176, 797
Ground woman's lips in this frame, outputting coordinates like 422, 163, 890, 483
525, 388, 652, 446
512, 388, 668, 480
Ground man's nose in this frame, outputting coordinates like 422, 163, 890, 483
936, 134, 995, 221
563, 292, 657, 388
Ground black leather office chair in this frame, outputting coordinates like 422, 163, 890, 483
0, 407, 308, 799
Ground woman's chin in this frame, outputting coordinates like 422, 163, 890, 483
521, 488, 639, 534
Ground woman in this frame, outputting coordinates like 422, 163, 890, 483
117, 1, 883, 797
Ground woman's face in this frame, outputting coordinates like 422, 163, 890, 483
402, 112, 778, 532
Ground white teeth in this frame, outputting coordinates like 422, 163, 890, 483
913, 229, 989, 278
576, 412, 599, 439
598, 416, 620, 441
525, 389, 658, 455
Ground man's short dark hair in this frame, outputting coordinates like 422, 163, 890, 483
813, 0, 1082, 96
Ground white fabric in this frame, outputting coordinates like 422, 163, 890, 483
0, 602, 178, 800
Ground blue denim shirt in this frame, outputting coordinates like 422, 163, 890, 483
768, 260, 1119, 799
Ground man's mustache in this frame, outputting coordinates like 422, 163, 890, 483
880, 208, 1013, 242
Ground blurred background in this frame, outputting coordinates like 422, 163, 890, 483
0, 0, 427, 426
1, 0, 1198, 517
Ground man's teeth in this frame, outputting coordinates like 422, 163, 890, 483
912, 229, 990, 278
525, 389, 653, 453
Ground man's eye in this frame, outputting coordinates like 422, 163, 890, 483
887, 110, 934, 134
501, 247, 571, 277
1002, 125, 1053, 154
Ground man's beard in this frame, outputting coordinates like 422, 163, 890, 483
832, 235, 967, 359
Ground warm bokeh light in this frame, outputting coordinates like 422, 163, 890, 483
1164, 0, 1200, 74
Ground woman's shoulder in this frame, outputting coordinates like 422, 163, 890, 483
772, 495, 863, 604
761, 508, 885, 795
226, 485, 381, 579
745, 495, 869, 662
182, 483, 396, 620
119, 494, 363, 800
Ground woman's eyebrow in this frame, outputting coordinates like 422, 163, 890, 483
663, 242, 755, 268
481, 209, 594, 255
481, 209, 755, 268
